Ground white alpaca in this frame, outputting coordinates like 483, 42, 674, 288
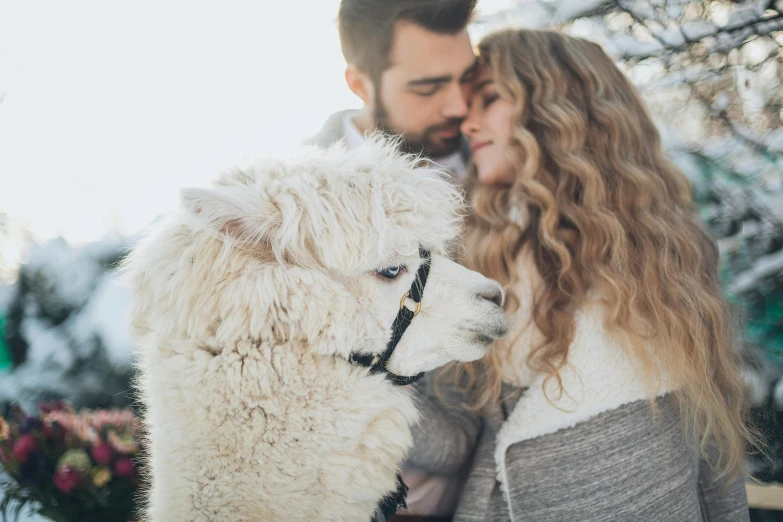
124, 138, 508, 522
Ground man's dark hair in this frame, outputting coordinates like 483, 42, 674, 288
338, 0, 478, 80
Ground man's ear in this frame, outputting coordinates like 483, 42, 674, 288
345, 64, 374, 105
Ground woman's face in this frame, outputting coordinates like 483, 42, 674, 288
461, 65, 517, 186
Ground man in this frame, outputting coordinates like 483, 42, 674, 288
307, 0, 479, 182
308, 2, 484, 520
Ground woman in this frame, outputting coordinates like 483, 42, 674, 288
407, 29, 756, 522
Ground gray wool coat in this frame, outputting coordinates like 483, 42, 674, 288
406, 376, 750, 522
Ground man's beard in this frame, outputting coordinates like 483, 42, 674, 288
373, 93, 463, 158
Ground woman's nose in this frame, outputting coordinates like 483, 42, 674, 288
461, 117, 480, 137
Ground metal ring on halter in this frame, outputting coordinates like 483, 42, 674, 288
399, 290, 422, 316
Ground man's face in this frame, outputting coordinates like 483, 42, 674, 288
374, 21, 477, 158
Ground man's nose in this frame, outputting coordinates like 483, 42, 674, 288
442, 82, 469, 120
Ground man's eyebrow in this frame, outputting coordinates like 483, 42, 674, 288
459, 58, 480, 81
406, 58, 480, 87
474, 78, 494, 90
407, 75, 452, 87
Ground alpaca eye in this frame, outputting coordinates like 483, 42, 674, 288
377, 265, 404, 279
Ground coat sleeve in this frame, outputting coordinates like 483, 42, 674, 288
403, 372, 482, 474
500, 396, 750, 522
697, 454, 751, 522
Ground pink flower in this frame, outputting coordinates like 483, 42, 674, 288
12, 434, 37, 462
44, 408, 139, 446
91, 442, 114, 466
113, 457, 136, 479
54, 465, 82, 494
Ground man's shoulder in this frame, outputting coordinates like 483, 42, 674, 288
303, 109, 356, 148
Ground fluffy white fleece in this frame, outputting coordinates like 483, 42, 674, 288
492, 256, 675, 518
123, 138, 507, 522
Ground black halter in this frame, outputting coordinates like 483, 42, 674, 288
348, 247, 431, 386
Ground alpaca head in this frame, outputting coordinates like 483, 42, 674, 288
127, 137, 508, 378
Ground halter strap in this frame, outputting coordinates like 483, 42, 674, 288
348, 247, 430, 386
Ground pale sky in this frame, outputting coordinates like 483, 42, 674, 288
0, 0, 512, 245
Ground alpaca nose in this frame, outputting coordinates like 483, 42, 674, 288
477, 282, 504, 308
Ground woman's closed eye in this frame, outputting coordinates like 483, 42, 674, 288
482, 93, 499, 108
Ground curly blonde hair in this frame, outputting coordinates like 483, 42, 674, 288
448, 29, 754, 479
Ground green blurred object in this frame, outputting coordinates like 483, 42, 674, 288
687, 151, 783, 361
0, 315, 11, 371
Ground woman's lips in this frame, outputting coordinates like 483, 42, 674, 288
471, 141, 492, 154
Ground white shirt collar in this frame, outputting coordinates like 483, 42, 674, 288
342, 110, 468, 182
342, 110, 366, 150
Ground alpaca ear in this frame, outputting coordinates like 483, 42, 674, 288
181, 187, 229, 216
181, 187, 271, 245
180, 186, 304, 264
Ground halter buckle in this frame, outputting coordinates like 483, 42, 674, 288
399, 290, 422, 316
